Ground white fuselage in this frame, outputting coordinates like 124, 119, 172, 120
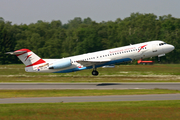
25, 40, 174, 73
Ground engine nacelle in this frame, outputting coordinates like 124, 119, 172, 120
49, 59, 72, 69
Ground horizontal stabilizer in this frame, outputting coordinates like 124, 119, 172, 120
6, 51, 27, 55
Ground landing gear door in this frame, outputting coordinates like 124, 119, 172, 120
152, 44, 157, 52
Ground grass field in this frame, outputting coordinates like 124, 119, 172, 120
0, 100, 180, 120
0, 89, 180, 98
0, 64, 180, 119
0, 64, 180, 82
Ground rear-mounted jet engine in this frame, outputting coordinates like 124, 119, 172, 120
49, 59, 72, 69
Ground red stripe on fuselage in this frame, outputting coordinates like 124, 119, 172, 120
26, 59, 46, 67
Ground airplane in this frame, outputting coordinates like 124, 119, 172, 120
6, 40, 174, 76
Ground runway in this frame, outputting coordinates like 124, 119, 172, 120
0, 82, 179, 103
0, 94, 180, 104
0, 82, 180, 90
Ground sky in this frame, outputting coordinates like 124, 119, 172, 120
0, 0, 180, 25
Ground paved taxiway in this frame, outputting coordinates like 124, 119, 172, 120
0, 83, 179, 103
0, 82, 180, 90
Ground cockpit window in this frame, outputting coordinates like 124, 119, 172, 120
159, 43, 163, 46
159, 43, 166, 46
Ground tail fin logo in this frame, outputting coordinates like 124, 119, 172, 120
25, 54, 32, 61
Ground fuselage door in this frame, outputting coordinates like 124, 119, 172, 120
152, 44, 157, 52
133, 47, 143, 60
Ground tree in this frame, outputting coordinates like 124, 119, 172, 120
1, 13, 180, 64
0, 21, 17, 64
68, 17, 82, 29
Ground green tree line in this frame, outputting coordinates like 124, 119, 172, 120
0, 13, 180, 64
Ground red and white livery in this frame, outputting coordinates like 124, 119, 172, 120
6, 40, 174, 76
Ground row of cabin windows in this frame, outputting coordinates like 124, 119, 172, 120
72, 47, 147, 63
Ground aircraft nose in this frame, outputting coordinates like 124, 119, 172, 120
171, 45, 175, 51
164, 44, 175, 53
169, 45, 175, 51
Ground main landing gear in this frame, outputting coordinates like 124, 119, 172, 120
92, 70, 99, 76
92, 65, 99, 76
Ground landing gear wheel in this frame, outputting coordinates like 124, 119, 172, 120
92, 70, 99, 76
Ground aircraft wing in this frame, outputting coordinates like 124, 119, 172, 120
77, 59, 111, 67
